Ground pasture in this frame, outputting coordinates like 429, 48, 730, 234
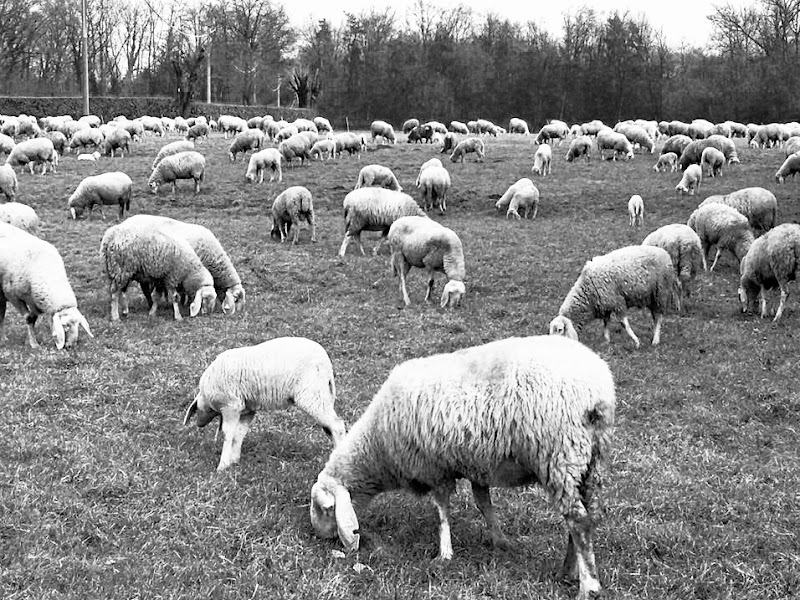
1, 130, 798, 600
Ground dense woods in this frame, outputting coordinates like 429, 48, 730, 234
1, 0, 799, 124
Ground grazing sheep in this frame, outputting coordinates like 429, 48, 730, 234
701, 146, 725, 178
354, 164, 402, 192
617, 123, 655, 154
738, 223, 800, 321
642, 224, 702, 309
596, 129, 634, 160
68, 171, 133, 220
565, 136, 592, 162
148, 151, 205, 195
416, 162, 451, 215
448, 121, 469, 135
661, 134, 692, 159
245, 148, 283, 184
270, 186, 316, 244
784, 136, 800, 156
495, 178, 539, 220
275, 125, 299, 142
101, 128, 132, 158
532, 144, 552, 175
218, 115, 246, 138
449, 138, 485, 163
370, 120, 397, 145
549, 245, 679, 348
334, 132, 367, 159
652, 152, 677, 172
228, 128, 264, 161
508, 117, 530, 135
402, 118, 420, 134
388, 216, 465, 307
426, 121, 449, 135
278, 133, 313, 167
579, 120, 606, 136
0, 202, 39, 233
69, 128, 104, 153
184, 337, 346, 471
293, 118, 318, 134
440, 132, 458, 154
707, 135, 740, 165
628, 195, 644, 227
0, 164, 18, 201
338, 188, 426, 257
43, 131, 66, 155
675, 164, 702, 196
310, 335, 615, 600
0, 133, 16, 156
698, 187, 777, 234
313, 116, 333, 133
687, 203, 754, 271
5, 138, 58, 175
534, 122, 569, 144
186, 122, 209, 142
77, 151, 100, 162
0, 223, 93, 349
775, 152, 800, 183
153, 140, 195, 169
100, 220, 217, 321
310, 139, 337, 161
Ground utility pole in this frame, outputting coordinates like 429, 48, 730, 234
81, 0, 89, 115
276, 76, 281, 108
206, 47, 211, 103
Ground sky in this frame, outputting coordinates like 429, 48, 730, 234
281, 0, 748, 48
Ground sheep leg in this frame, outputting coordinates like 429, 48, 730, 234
471, 483, 512, 550
759, 287, 769, 319
120, 289, 129, 317
110, 290, 122, 321
430, 486, 455, 561
397, 260, 412, 306
371, 234, 386, 256
292, 218, 300, 245
307, 213, 317, 243
709, 248, 722, 272
217, 407, 244, 471
562, 504, 602, 600
337, 233, 353, 257
620, 316, 641, 348
700, 244, 709, 271
194, 177, 201, 194
169, 289, 183, 321
773, 283, 789, 322
602, 316, 612, 344
424, 272, 436, 303
23, 309, 40, 349
651, 312, 663, 345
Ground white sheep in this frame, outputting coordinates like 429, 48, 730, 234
0, 133, 15, 156
370, 120, 397, 144
675, 164, 702, 196
565, 136, 592, 162
183, 336, 346, 471
642, 224, 702, 309
338, 188, 426, 257
449, 137, 485, 163
531, 144, 552, 176
652, 152, 677, 172
784, 136, 800, 156
245, 148, 283, 184
313, 116, 333, 133
628, 194, 644, 227
69, 128, 105, 153
707, 134, 740, 164
387, 216, 465, 307
402, 118, 420, 134
101, 128, 132, 158
275, 125, 299, 143
44, 131, 67, 156
698, 187, 777, 234
334, 132, 367, 159
596, 129, 634, 160
0, 202, 39, 233
687, 203, 754, 271
309, 139, 337, 161
416, 162, 451, 215
270, 186, 316, 244
354, 164, 402, 192
775, 152, 800, 183
228, 128, 264, 161
153, 140, 195, 169
310, 335, 615, 600
5, 138, 58, 175
534, 121, 569, 144
549, 245, 679, 348
508, 117, 530, 135
100, 219, 217, 321
278, 133, 313, 167
700, 146, 725, 178
495, 178, 539, 220
218, 115, 246, 138
186, 122, 209, 143
448, 120, 469, 134
616, 123, 654, 154
0, 223, 93, 349
738, 223, 800, 321
68, 171, 133, 220
0, 163, 18, 201
147, 151, 205, 195
77, 151, 100, 162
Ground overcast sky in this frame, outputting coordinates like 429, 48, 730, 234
282, 0, 747, 48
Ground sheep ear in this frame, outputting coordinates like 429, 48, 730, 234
189, 290, 203, 317
78, 312, 93, 338
333, 485, 360, 552
52, 314, 66, 349
69, 207, 77, 220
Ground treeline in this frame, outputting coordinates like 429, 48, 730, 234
1, 0, 798, 125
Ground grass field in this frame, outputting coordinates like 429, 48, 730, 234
1, 129, 799, 600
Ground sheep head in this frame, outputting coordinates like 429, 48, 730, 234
52, 307, 93, 349
440, 280, 465, 308
222, 284, 246, 315
549, 315, 579, 340
190, 285, 217, 317
310, 474, 360, 553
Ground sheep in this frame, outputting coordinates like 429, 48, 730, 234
440, 132, 458, 154
449, 138, 485, 163
77, 151, 100, 162
388, 216, 465, 307
275, 125, 299, 142
448, 121, 469, 134
184, 336, 347, 471
775, 152, 800, 184
628, 195, 644, 227
247, 116, 264, 130
402, 118, 419, 134
0, 163, 18, 201
5, 138, 58, 175
0, 133, 15, 156
0, 202, 39, 233
675, 164, 702, 196
565, 136, 592, 162
617, 123, 654, 153
652, 152, 677, 172
508, 117, 530, 135
186, 122, 209, 143
667, 120, 690, 136
68, 172, 133, 220
677, 138, 726, 170
140, 116, 166, 137
495, 178, 539, 220
228, 128, 264, 161
245, 148, 282, 184
596, 129, 634, 160
738, 223, 800, 322
218, 115, 246, 138
697, 187, 777, 235
416, 163, 451, 215
278, 133, 313, 167
579, 120, 606, 136
69, 128, 105, 153
313, 116, 333, 133
153, 140, 195, 169
270, 186, 316, 244
707, 134, 740, 165
688, 120, 713, 140
784, 136, 800, 157
293, 118, 318, 134
43, 131, 67, 156
425, 121, 449, 135
0, 223, 93, 349
534, 121, 569, 144
549, 245, 679, 348
310, 139, 337, 161
354, 164, 402, 192
101, 127, 132, 158
701, 146, 725, 178
532, 144, 552, 176
642, 224, 702, 309
338, 188, 426, 257
687, 203, 754, 271
147, 151, 205, 195
100, 220, 217, 321
370, 120, 397, 145
661, 134, 692, 159
310, 334, 615, 600
334, 132, 367, 159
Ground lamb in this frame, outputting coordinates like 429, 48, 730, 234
697, 187, 777, 235
153, 140, 195, 169
0, 202, 39, 233
278, 133, 313, 167
565, 136, 592, 162
531, 144, 552, 176
228, 128, 264, 161
508, 117, 530, 135
184, 337, 345, 471
687, 203, 754, 271
338, 188, 426, 257
416, 162, 451, 215
77, 151, 100, 162
370, 120, 397, 144
186, 122, 209, 143
628, 195, 644, 227
354, 164, 402, 192
495, 178, 539, 220
310, 139, 337, 160
0, 223, 93, 349
642, 224, 702, 308
738, 223, 800, 321
701, 146, 725, 178
549, 245, 679, 348
310, 334, 615, 600
449, 138, 485, 163
652, 152, 677, 172
0, 163, 18, 201
387, 216, 465, 307
101, 127, 132, 158
5, 138, 58, 175
775, 152, 800, 183
100, 219, 217, 321
68, 171, 133, 220
245, 148, 283, 184
675, 164, 702, 196
334, 132, 367, 159
270, 186, 316, 244
596, 130, 634, 160
147, 151, 205, 195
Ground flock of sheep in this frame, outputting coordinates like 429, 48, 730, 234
1, 109, 799, 600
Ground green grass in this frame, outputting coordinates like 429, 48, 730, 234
1, 131, 799, 600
